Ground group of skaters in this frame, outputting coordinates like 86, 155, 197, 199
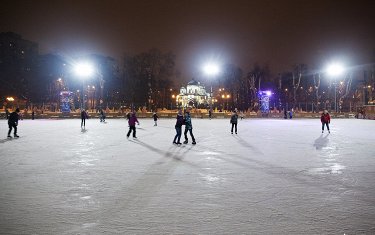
80, 108, 106, 128
5, 106, 331, 140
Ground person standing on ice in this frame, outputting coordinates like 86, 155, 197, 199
321, 110, 331, 133
153, 111, 158, 126
81, 109, 88, 128
230, 109, 239, 134
99, 109, 106, 122
127, 112, 139, 138
183, 108, 196, 145
173, 109, 184, 145
7, 108, 20, 138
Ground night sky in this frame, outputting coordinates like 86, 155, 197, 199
1, 0, 374, 81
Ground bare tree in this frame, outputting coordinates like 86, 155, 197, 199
292, 64, 307, 108
313, 73, 321, 112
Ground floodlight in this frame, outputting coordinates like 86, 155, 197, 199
74, 62, 94, 78
326, 63, 344, 77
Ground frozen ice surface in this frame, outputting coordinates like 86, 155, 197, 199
1, 118, 375, 234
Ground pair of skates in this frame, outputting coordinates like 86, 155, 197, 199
173, 140, 196, 145
7, 134, 19, 138
183, 140, 196, 145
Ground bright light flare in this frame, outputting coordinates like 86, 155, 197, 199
74, 62, 94, 78
326, 63, 344, 77
265, 91, 272, 96
203, 63, 220, 76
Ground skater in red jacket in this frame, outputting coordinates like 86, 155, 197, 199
321, 110, 331, 133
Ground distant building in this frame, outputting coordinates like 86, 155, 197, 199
177, 79, 211, 107
0, 32, 39, 101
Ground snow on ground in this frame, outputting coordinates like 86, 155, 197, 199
0, 117, 375, 234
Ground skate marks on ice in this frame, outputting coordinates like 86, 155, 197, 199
231, 134, 264, 155
313, 133, 330, 150
96, 140, 199, 232
0, 136, 22, 144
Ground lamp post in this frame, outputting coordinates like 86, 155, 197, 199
326, 63, 344, 113
74, 62, 94, 110
203, 63, 220, 112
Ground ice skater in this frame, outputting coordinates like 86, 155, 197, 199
230, 109, 238, 134
81, 109, 88, 128
7, 108, 20, 138
173, 109, 184, 145
240, 111, 244, 120
127, 112, 139, 138
208, 108, 212, 120
183, 108, 196, 145
153, 111, 158, 126
321, 110, 331, 133
99, 109, 106, 122
289, 108, 293, 119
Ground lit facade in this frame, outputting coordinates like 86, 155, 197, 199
177, 79, 211, 107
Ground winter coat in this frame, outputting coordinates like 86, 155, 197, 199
321, 113, 331, 123
8, 111, 19, 124
81, 111, 88, 119
184, 113, 193, 130
153, 113, 158, 121
128, 114, 139, 126
175, 114, 184, 128
230, 113, 238, 124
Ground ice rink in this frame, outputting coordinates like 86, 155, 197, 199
1, 117, 375, 234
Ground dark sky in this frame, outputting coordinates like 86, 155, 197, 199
1, 0, 374, 81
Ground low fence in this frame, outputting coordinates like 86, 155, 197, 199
0, 110, 360, 119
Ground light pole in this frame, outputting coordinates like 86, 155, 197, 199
326, 63, 344, 113
74, 62, 94, 110
203, 63, 220, 112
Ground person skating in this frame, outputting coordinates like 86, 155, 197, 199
99, 109, 106, 122
7, 108, 20, 138
230, 110, 238, 134
240, 111, 244, 120
321, 110, 331, 133
153, 112, 158, 126
183, 108, 196, 145
81, 109, 88, 128
127, 112, 139, 138
173, 109, 184, 145
208, 108, 212, 120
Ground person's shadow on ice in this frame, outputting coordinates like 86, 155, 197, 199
313, 134, 329, 150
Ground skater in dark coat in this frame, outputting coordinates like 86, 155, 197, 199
81, 109, 88, 128
127, 112, 139, 138
321, 110, 331, 133
153, 112, 158, 126
230, 110, 239, 134
7, 108, 20, 138
173, 109, 184, 145
183, 108, 196, 144
99, 109, 106, 122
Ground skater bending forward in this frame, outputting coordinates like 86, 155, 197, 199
183, 108, 196, 145
127, 112, 139, 138
8, 108, 20, 138
321, 110, 331, 133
